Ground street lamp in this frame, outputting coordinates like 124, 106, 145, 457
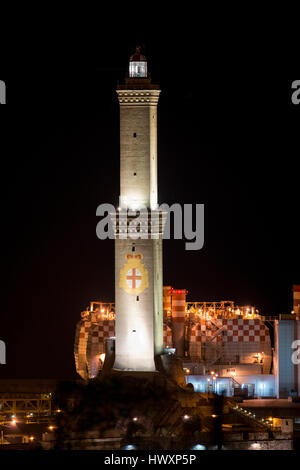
212, 375, 217, 393
0, 420, 17, 445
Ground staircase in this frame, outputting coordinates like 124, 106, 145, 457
227, 400, 274, 431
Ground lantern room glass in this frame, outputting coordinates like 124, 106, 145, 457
129, 61, 147, 78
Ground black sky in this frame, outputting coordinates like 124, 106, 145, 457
1, 36, 299, 379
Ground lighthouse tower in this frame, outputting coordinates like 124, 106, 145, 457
113, 47, 164, 371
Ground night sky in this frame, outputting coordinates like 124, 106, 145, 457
1, 36, 299, 379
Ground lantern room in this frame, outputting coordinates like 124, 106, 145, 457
129, 46, 147, 78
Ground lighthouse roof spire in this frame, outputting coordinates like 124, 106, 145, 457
130, 45, 147, 62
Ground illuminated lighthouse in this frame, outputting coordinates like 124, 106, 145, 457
113, 47, 164, 371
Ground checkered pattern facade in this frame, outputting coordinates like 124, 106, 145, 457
86, 320, 115, 378
89, 320, 115, 342
191, 320, 223, 343
74, 320, 92, 380
189, 319, 270, 344
74, 320, 115, 380
223, 319, 270, 343
75, 315, 271, 379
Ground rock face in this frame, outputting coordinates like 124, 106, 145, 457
53, 373, 207, 449
157, 354, 189, 389
53, 373, 290, 450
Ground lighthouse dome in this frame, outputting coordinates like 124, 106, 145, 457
130, 45, 147, 62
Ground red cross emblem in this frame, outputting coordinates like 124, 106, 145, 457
126, 268, 142, 289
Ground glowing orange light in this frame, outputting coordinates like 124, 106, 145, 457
99, 353, 106, 363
